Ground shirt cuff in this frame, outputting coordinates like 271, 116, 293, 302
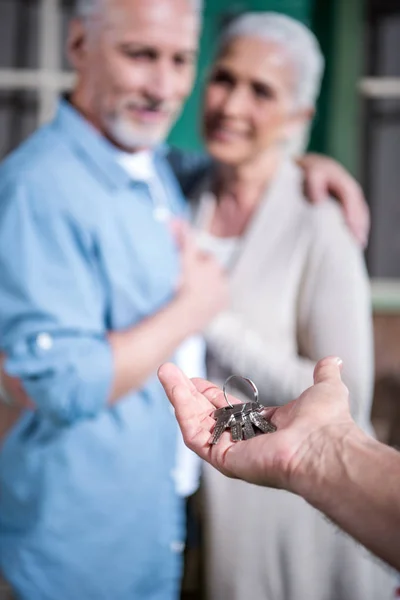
5, 332, 114, 424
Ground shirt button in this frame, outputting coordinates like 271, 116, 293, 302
170, 541, 185, 554
36, 333, 53, 351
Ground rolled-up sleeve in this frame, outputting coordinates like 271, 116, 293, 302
0, 178, 113, 424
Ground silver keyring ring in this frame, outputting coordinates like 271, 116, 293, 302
223, 375, 259, 409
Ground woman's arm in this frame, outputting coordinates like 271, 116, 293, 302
296, 154, 370, 248
297, 200, 373, 423
205, 201, 372, 417
205, 312, 315, 405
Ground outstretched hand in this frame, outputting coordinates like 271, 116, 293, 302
158, 357, 355, 495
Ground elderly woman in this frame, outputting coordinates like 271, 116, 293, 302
176, 12, 395, 600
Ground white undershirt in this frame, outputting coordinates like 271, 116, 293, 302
197, 230, 241, 271
192, 190, 242, 270
116, 149, 205, 497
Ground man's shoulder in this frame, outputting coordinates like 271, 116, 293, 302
0, 122, 68, 183
0, 122, 90, 215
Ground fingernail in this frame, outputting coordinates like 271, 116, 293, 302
335, 357, 343, 366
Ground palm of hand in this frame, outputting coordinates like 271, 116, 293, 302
158, 360, 351, 492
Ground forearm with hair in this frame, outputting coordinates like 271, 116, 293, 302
299, 425, 400, 570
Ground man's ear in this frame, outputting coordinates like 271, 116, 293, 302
67, 18, 89, 71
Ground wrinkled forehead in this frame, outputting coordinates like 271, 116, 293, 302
99, 0, 200, 48
216, 36, 297, 93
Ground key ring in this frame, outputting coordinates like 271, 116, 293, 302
223, 375, 259, 409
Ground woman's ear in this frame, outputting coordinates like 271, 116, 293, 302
66, 18, 89, 71
282, 107, 314, 141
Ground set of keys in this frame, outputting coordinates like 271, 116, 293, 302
210, 375, 277, 445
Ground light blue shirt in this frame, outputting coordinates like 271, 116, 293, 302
114, 149, 204, 498
0, 99, 188, 600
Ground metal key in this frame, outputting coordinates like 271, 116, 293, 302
230, 416, 243, 442
210, 401, 260, 445
249, 410, 277, 434
210, 404, 247, 445
210, 411, 234, 445
213, 401, 260, 420
242, 414, 256, 440
211, 403, 273, 444
210, 375, 277, 444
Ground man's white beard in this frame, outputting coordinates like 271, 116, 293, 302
105, 113, 169, 151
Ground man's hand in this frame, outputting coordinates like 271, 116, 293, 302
173, 220, 229, 333
160, 358, 400, 572
158, 357, 356, 496
298, 154, 370, 248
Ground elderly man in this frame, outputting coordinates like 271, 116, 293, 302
0, 1, 226, 599
0, 1, 370, 599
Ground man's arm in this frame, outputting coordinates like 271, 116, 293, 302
158, 357, 400, 571
0, 181, 226, 423
108, 226, 227, 401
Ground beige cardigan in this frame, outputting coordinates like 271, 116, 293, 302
189, 160, 395, 600
192, 160, 373, 429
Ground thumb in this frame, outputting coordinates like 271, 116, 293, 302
313, 356, 343, 385
158, 362, 197, 406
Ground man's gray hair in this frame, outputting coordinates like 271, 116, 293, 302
75, 0, 203, 19
218, 12, 324, 109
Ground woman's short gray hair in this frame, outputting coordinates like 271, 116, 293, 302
75, 0, 203, 19
218, 12, 324, 109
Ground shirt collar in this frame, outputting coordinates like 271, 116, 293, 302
53, 98, 167, 191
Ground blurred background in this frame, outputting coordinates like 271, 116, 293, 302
0, 0, 399, 441
0, 0, 399, 276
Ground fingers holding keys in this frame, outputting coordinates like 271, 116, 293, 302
158, 365, 245, 466
167, 381, 216, 458
158, 364, 228, 413
157, 362, 197, 399
191, 377, 242, 410
157, 363, 208, 423
158, 364, 221, 459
